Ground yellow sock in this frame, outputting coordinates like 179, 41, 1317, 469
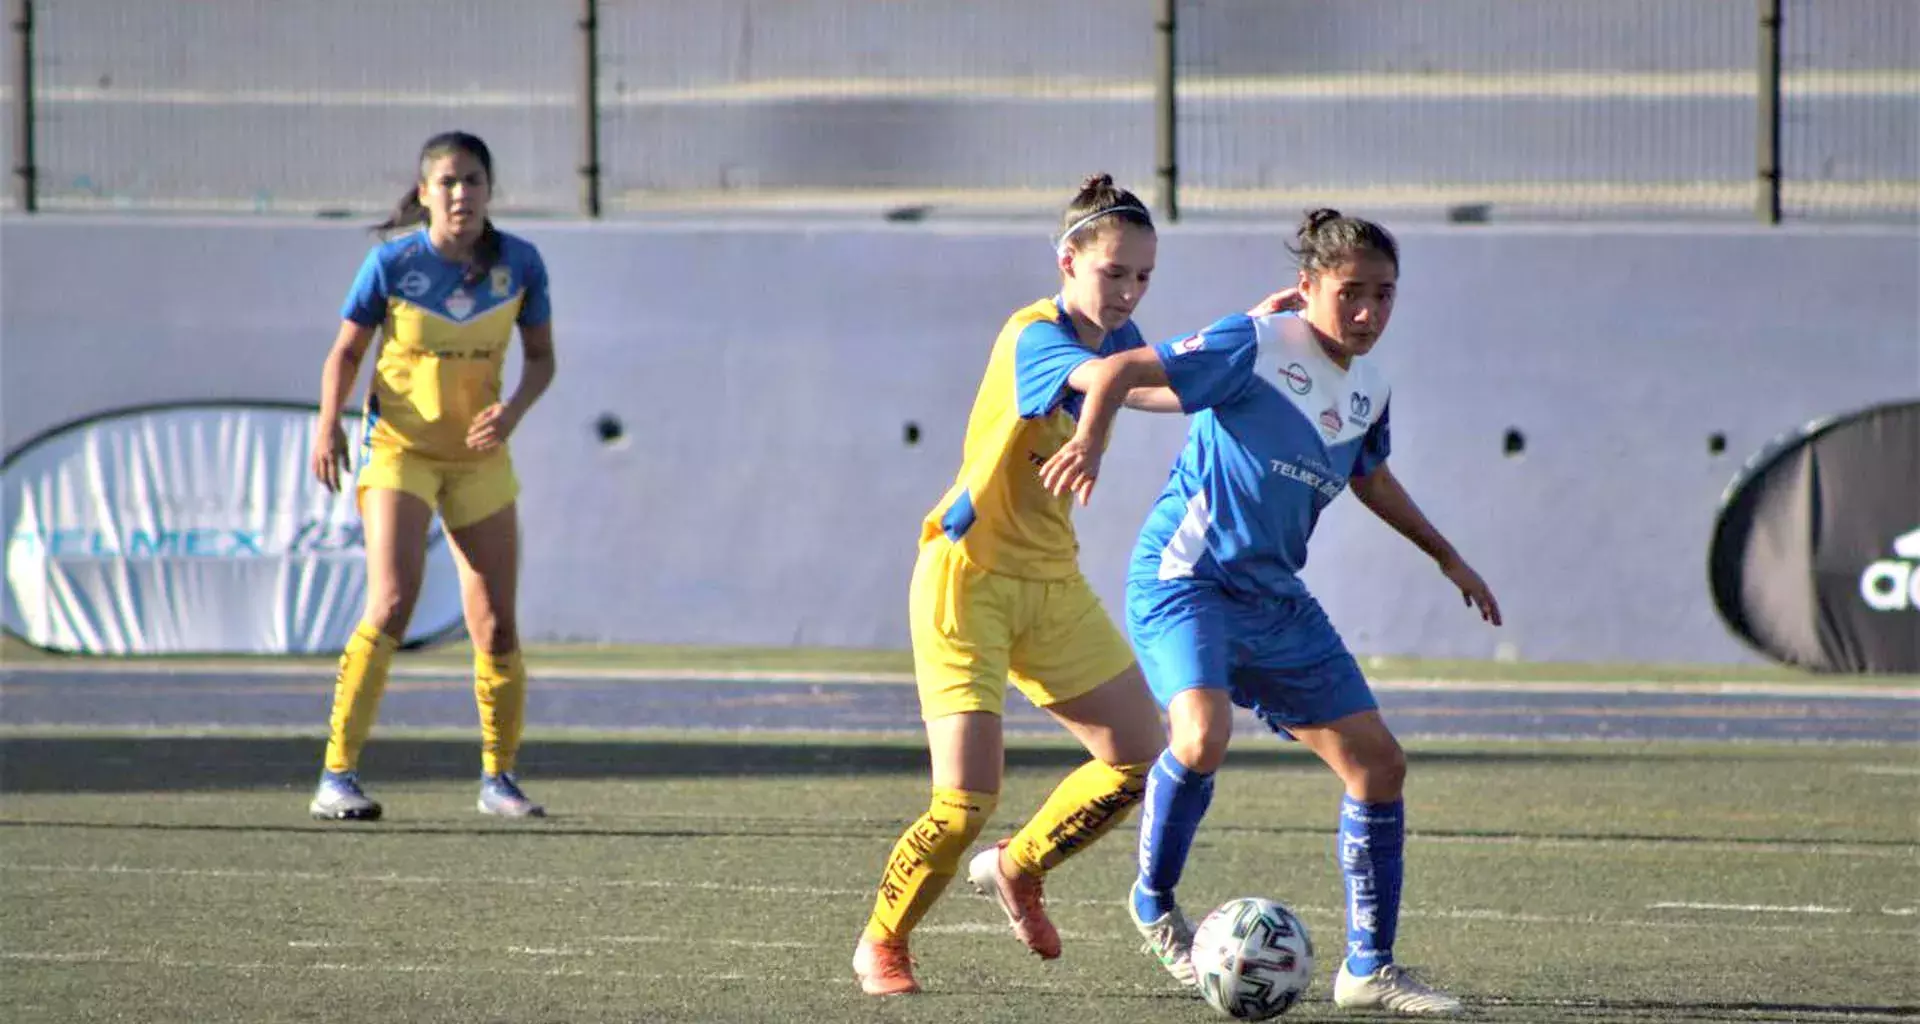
474, 649, 528, 776
322, 624, 400, 773
1006, 759, 1150, 876
864, 787, 998, 943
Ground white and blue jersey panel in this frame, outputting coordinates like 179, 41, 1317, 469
1127, 312, 1392, 600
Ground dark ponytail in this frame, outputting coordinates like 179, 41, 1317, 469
375, 189, 429, 236
374, 130, 502, 283
1287, 207, 1399, 279
1056, 172, 1154, 254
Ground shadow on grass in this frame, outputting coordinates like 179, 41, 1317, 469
2, 734, 1686, 795
1, 737, 1902, 850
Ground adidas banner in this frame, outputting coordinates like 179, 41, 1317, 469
2, 402, 464, 655
1709, 400, 1920, 673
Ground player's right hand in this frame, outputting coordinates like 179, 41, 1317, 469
1247, 287, 1304, 317
1039, 436, 1103, 506
312, 423, 349, 493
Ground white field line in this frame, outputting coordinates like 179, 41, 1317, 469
1, 70, 1914, 107
0, 950, 762, 981
1646, 901, 1851, 914
592, 934, 809, 950
5, 657, 1914, 699
7, 863, 1915, 936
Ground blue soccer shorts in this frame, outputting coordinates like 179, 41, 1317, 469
1126, 578, 1377, 735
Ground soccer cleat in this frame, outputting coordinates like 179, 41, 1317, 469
1333, 962, 1464, 1015
477, 772, 546, 818
851, 936, 921, 996
966, 841, 1061, 960
309, 771, 382, 821
1128, 891, 1198, 987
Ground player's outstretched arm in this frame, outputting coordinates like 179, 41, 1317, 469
1349, 462, 1503, 625
1122, 386, 1184, 413
1039, 347, 1171, 505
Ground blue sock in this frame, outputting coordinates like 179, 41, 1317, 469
1339, 796, 1404, 976
1132, 748, 1215, 921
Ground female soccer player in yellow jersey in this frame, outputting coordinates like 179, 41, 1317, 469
851, 175, 1293, 996
306, 132, 557, 822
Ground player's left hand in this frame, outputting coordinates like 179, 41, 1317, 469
467, 403, 520, 452
1440, 556, 1503, 626
1247, 287, 1305, 317
1039, 436, 1103, 506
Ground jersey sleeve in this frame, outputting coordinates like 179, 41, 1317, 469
1353, 400, 1392, 478
1153, 313, 1260, 413
339, 247, 388, 326
1014, 319, 1097, 418
515, 246, 552, 327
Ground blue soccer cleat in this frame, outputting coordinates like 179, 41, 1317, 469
477, 772, 546, 818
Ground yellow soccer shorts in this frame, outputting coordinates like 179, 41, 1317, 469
909, 536, 1137, 720
356, 445, 519, 530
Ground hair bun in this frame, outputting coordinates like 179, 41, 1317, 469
1301, 207, 1342, 235
1080, 173, 1116, 194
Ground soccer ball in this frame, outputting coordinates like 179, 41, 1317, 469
1190, 897, 1315, 1020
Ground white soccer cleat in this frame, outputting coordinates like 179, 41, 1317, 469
309, 771, 382, 821
1127, 895, 1198, 987
1333, 962, 1464, 1015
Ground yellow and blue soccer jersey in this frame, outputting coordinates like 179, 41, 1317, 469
341, 229, 551, 462
922, 297, 1146, 579
1130, 312, 1392, 600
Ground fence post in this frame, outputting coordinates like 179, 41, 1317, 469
1153, 0, 1178, 222
578, 0, 601, 218
1757, 0, 1782, 224
10, 0, 34, 213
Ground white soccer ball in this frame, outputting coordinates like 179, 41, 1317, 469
1190, 896, 1315, 1020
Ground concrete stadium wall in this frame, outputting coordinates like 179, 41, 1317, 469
3, 216, 1916, 663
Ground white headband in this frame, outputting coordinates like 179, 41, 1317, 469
1055, 204, 1151, 257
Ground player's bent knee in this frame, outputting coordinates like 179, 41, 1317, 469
1348, 742, 1406, 800
1171, 721, 1231, 775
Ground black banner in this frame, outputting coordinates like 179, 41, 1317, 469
1709, 400, 1920, 674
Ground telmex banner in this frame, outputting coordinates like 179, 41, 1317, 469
3, 402, 462, 655
1709, 400, 1920, 674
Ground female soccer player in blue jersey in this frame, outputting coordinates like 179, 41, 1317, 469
1039, 209, 1500, 1015
851, 174, 1279, 997
306, 132, 557, 822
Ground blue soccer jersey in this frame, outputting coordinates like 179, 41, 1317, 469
1128, 312, 1391, 600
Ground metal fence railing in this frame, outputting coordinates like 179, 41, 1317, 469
5, 0, 1915, 222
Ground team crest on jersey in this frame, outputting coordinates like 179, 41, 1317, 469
1318, 406, 1343, 438
444, 289, 475, 320
489, 266, 512, 298
1172, 334, 1205, 355
397, 270, 432, 299
1280, 362, 1312, 395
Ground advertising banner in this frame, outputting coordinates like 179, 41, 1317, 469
1709, 400, 1920, 673
3, 402, 463, 654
